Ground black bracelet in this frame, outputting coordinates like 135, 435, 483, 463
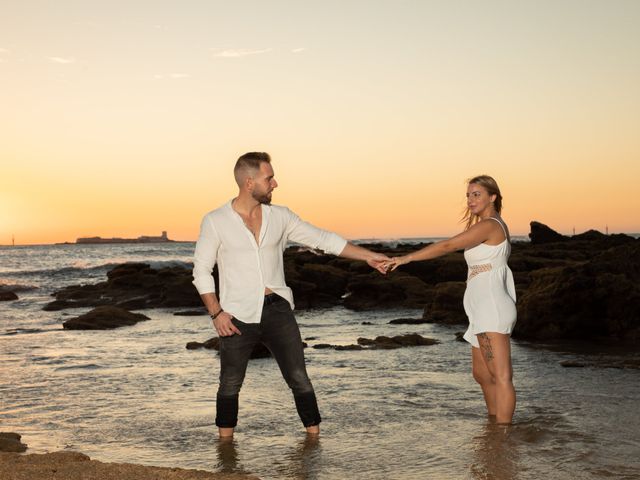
210, 309, 223, 320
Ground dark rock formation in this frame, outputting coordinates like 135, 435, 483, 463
0, 433, 27, 452
357, 333, 439, 349
388, 318, 430, 325
529, 221, 569, 244
0, 291, 18, 301
186, 337, 287, 359
173, 310, 206, 316
45, 222, 640, 343
62, 306, 150, 330
422, 282, 467, 324
514, 241, 640, 341
45, 263, 203, 311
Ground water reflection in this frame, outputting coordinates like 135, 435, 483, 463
469, 422, 519, 480
215, 434, 322, 479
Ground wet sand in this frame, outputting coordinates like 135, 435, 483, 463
0, 451, 259, 480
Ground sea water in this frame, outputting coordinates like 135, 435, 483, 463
1, 243, 638, 479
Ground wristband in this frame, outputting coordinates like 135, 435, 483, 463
210, 309, 223, 320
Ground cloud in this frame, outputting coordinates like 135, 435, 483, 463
48, 56, 76, 64
154, 73, 191, 80
291, 48, 306, 54
212, 48, 272, 58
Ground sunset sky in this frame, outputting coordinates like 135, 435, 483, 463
1, 1, 639, 245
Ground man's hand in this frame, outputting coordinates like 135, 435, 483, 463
367, 253, 391, 275
213, 312, 242, 337
383, 255, 410, 272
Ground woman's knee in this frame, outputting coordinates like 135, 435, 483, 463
472, 367, 494, 386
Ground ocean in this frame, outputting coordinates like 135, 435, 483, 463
1, 242, 638, 479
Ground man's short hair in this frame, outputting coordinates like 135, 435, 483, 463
234, 152, 271, 186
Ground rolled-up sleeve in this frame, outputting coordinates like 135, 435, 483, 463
192, 214, 220, 294
284, 208, 347, 255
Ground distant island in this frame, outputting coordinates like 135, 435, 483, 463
76, 231, 174, 244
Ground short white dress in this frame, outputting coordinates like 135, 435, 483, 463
462, 217, 517, 348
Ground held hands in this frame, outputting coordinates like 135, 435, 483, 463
381, 255, 410, 273
367, 253, 392, 275
213, 311, 242, 337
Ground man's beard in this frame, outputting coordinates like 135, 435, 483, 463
252, 190, 272, 205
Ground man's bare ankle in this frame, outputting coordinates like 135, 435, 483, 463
219, 427, 235, 438
305, 425, 320, 435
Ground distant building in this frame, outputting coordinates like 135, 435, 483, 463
76, 231, 173, 244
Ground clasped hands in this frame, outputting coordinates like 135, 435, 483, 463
367, 253, 410, 274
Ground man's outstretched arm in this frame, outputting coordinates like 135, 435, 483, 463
339, 243, 390, 274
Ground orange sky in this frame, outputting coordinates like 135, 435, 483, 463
1, 2, 639, 245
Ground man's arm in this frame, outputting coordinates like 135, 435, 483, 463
339, 243, 390, 274
284, 208, 389, 273
192, 215, 241, 336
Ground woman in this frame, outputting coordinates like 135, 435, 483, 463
386, 175, 517, 424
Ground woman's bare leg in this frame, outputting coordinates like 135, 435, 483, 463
476, 332, 516, 424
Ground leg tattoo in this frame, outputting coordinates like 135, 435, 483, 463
478, 333, 494, 362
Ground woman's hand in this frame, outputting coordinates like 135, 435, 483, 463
384, 255, 411, 272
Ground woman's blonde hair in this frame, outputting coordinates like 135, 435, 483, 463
461, 175, 503, 230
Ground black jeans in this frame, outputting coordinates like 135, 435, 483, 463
215, 295, 321, 428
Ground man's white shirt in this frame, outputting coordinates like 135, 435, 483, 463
192, 200, 347, 323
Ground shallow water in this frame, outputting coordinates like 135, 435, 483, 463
1, 244, 639, 479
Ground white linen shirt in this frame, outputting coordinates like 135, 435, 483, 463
192, 200, 348, 323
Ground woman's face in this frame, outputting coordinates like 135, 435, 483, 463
466, 183, 496, 216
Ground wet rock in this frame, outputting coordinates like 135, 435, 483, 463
344, 272, 433, 310
455, 331, 465, 342
560, 361, 586, 368
388, 318, 430, 325
423, 282, 467, 325
0, 432, 27, 452
357, 333, 439, 349
46, 263, 203, 311
335, 344, 364, 350
0, 292, 18, 301
185, 338, 286, 359
62, 306, 150, 330
312, 343, 333, 349
514, 242, 640, 341
173, 310, 206, 316
361, 321, 374, 325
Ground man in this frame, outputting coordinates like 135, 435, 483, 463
192, 152, 388, 438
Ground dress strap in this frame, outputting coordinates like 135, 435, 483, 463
488, 217, 509, 241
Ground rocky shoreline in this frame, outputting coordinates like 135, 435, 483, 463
43, 222, 639, 343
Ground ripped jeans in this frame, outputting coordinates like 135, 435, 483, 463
215, 295, 321, 428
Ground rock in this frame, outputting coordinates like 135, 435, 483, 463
388, 318, 430, 325
344, 272, 433, 310
312, 343, 334, 349
357, 333, 439, 349
45, 262, 203, 311
0, 432, 27, 452
361, 321, 373, 325
0, 291, 18, 301
455, 331, 465, 342
335, 344, 364, 350
514, 242, 640, 341
174, 310, 207, 316
560, 361, 586, 368
423, 282, 468, 324
529, 221, 569, 244
185, 338, 273, 359
62, 306, 150, 330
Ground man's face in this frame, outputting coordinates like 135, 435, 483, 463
250, 162, 278, 204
